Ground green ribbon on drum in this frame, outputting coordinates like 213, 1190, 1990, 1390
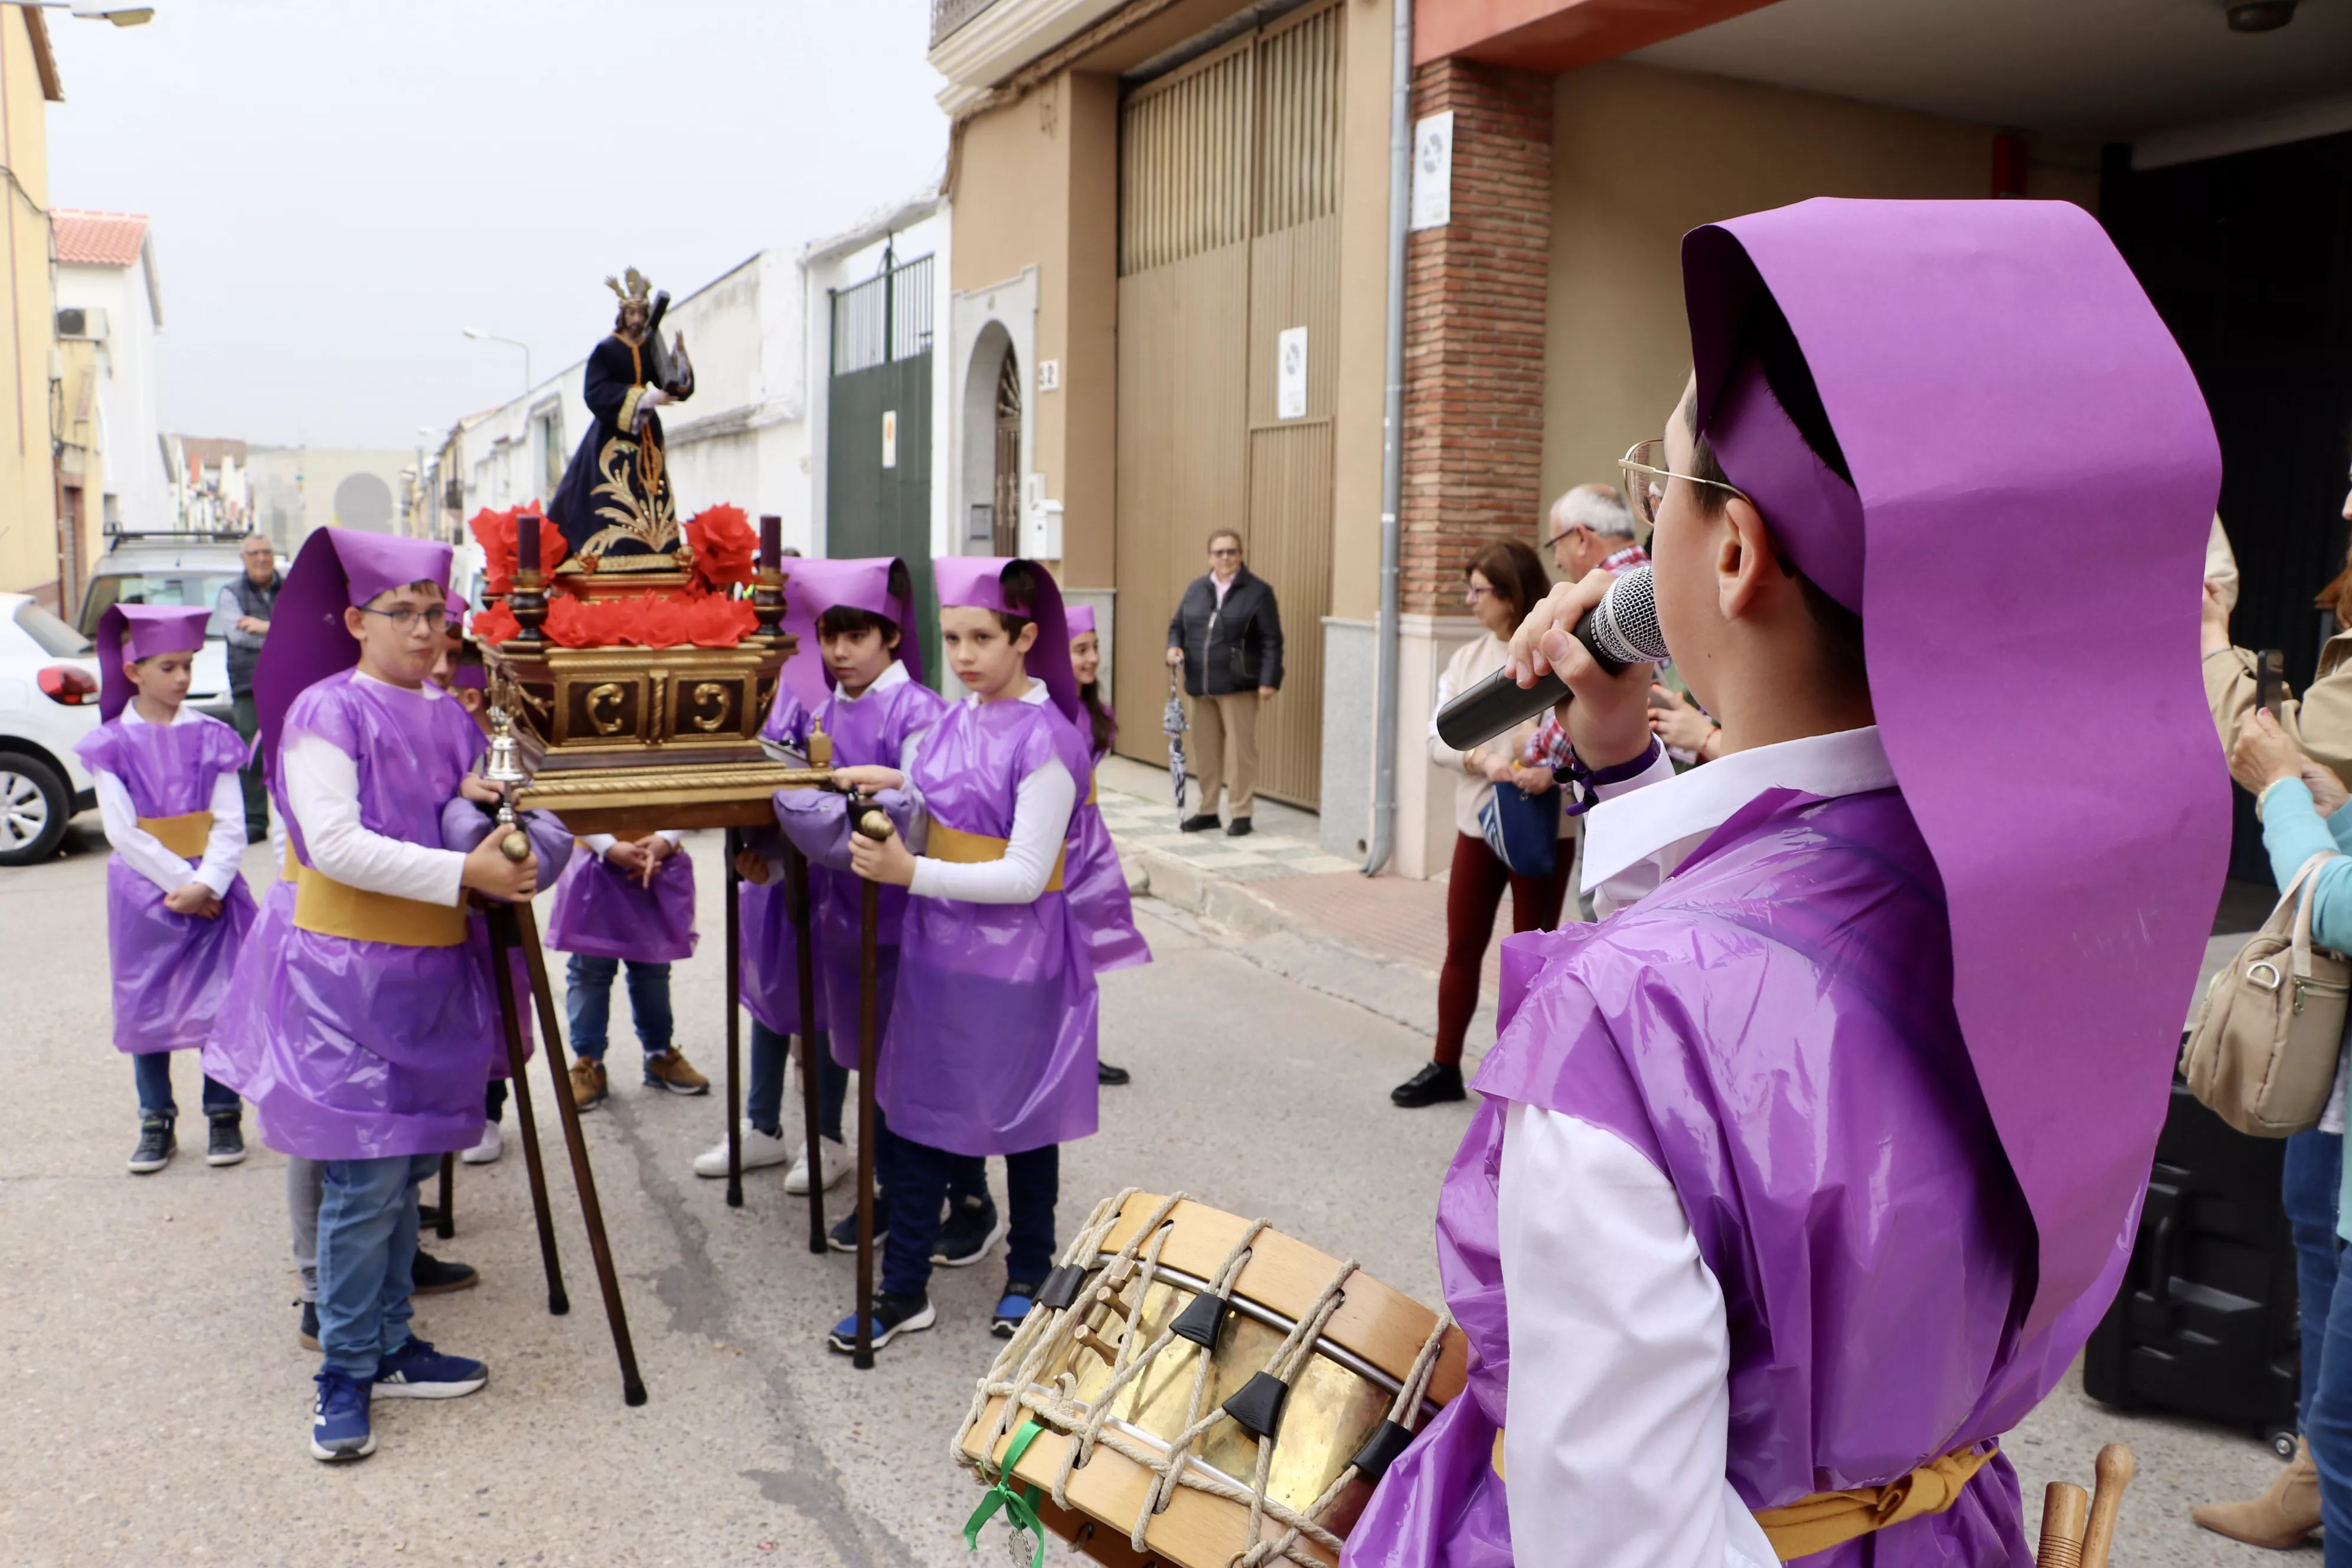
963, 1419, 1050, 1568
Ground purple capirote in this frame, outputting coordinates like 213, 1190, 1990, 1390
253, 527, 455, 777
544, 841, 699, 963
772, 667, 950, 1066
215, 672, 495, 1161
785, 556, 925, 688
75, 711, 256, 1054
92, 603, 213, 721
882, 693, 1098, 1158
933, 555, 1081, 730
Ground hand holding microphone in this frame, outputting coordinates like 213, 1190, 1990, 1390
1436, 565, 1666, 770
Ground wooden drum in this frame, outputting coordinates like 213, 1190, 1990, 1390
953, 1190, 1468, 1568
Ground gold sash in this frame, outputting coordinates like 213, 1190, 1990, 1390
926, 820, 1065, 892
136, 811, 213, 860
1087, 772, 1099, 806
1490, 1433, 1995, 1562
293, 864, 469, 948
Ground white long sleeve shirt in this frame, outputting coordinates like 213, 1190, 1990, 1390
281, 672, 467, 907
92, 702, 247, 898
897, 680, 1076, 904
1500, 726, 1892, 1568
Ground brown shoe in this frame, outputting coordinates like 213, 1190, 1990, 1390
568, 1057, 608, 1110
2191, 1439, 2321, 1549
642, 1048, 709, 1096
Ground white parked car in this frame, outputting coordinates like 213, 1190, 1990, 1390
76, 533, 253, 723
0, 592, 102, 865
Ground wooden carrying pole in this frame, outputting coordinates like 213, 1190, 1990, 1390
788, 841, 828, 1253
852, 806, 892, 1370
2035, 1444, 2135, 1568
724, 827, 745, 1208
2037, 1483, 2088, 1568
436, 1153, 455, 1239
487, 906, 569, 1316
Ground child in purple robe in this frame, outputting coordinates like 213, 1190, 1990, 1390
77, 604, 257, 1175
210, 527, 541, 1465
1336, 203, 2228, 1567
1064, 602, 1148, 1086
547, 829, 704, 1112
828, 556, 1099, 1352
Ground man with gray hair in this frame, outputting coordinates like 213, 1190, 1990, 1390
215, 532, 281, 842
1543, 482, 1643, 582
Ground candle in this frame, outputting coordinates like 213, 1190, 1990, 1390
518, 511, 540, 577
760, 513, 782, 572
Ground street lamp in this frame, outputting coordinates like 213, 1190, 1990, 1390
1, 3, 158, 23
461, 327, 531, 396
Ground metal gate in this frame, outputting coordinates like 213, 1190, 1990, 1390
1113, 1, 1342, 808
828, 251, 939, 677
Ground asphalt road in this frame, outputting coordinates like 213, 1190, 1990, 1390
0, 824, 2293, 1566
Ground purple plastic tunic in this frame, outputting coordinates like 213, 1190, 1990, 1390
202, 776, 296, 1099
883, 695, 1099, 1158
76, 714, 257, 1054
743, 688, 824, 1035
772, 668, 949, 1067
544, 841, 699, 963
222, 673, 496, 1161
1064, 735, 1150, 975
1342, 790, 2109, 1567
440, 798, 575, 1072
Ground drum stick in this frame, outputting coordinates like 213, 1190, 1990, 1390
724, 827, 744, 1209
788, 841, 827, 1253
2079, 1445, 2134, 1568
852, 806, 892, 1371
2037, 1482, 2088, 1568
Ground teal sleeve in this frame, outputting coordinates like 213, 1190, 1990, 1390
2330, 803, 2352, 857
2263, 780, 2352, 952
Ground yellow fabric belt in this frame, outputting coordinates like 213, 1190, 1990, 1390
137, 811, 212, 860
1489, 1433, 1995, 1562
926, 820, 1064, 892
1087, 772, 1099, 806
292, 864, 469, 948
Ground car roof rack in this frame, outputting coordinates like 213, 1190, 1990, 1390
103, 527, 256, 544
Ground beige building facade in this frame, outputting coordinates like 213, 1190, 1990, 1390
0, 9, 61, 606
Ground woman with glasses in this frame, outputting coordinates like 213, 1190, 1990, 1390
1391, 537, 1570, 1110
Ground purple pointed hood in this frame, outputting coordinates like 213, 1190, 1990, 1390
1681, 197, 2228, 1337
253, 528, 453, 771
933, 556, 1080, 727
94, 603, 211, 721
785, 556, 924, 691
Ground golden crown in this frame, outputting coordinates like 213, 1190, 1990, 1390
603, 267, 653, 303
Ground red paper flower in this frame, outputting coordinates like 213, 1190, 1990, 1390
469, 502, 568, 594
469, 602, 521, 646
685, 504, 756, 592
543, 595, 597, 649
687, 594, 758, 648
637, 596, 695, 649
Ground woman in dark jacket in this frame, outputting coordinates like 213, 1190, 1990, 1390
1164, 528, 1283, 835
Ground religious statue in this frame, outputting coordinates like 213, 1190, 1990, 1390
547, 267, 697, 570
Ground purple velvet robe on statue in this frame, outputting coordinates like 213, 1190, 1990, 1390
544, 840, 698, 963
76, 714, 256, 1054
772, 668, 949, 1069
215, 674, 496, 1161
1341, 789, 2118, 1568
884, 695, 1099, 1158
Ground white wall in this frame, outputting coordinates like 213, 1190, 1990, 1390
660, 247, 814, 550
55, 251, 168, 531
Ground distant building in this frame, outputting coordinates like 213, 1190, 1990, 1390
164, 435, 251, 537
53, 209, 169, 610
241, 446, 413, 551
0, 10, 64, 606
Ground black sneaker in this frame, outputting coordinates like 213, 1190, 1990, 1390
298, 1299, 320, 1352
128, 1115, 174, 1175
1225, 817, 1253, 837
1390, 1061, 1466, 1108
1180, 814, 1220, 833
828, 1191, 890, 1254
206, 1113, 246, 1167
827, 1291, 935, 1353
933, 1194, 1008, 1268
1097, 1061, 1131, 1086
411, 1251, 479, 1295
993, 1282, 1043, 1338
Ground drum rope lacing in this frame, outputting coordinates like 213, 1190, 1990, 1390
956, 1187, 1459, 1567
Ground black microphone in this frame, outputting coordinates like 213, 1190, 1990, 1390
1433, 565, 1667, 752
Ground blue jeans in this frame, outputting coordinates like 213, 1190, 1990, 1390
2287, 1131, 2343, 1427
316, 1152, 440, 1380
132, 1051, 239, 1121
747, 1020, 844, 1141
566, 955, 674, 1064
880, 1135, 1056, 1300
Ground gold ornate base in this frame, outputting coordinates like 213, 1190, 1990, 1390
515, 760, 834, 837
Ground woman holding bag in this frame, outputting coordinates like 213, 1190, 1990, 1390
1391, 538, 1576, 1109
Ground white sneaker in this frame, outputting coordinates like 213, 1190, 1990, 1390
785, 1136, 854, 1195
460, 1121, 503, 1166
693, 1121, 792, 1179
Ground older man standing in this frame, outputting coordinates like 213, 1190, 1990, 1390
1165, 528, 1283, 835
1543, 482, 1645, 579
215, 532, 280, 842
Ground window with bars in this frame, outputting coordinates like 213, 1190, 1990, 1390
830, 254, 935, 377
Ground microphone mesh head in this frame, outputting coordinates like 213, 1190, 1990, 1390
1590, 565, 1668, 665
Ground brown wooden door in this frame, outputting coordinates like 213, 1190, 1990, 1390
1113, 0, 1342, 808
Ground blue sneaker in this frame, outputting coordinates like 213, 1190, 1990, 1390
309, 1371, 375, 1462
826, 1292, 935, 1354
992, 1282, 1043, 1339
373, 1337, 488, 1400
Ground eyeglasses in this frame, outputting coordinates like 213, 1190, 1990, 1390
357, 604, 450, 634
1619, 439, 1750, 529
1463, 583, 1494, 602
1210, 546, 1240, 558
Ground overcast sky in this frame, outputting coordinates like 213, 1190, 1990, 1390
45, 1, 946, 452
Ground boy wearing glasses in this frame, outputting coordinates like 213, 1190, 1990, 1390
214, 528, 539, 1464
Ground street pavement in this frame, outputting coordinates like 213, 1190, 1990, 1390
0, 817, 2300, 1566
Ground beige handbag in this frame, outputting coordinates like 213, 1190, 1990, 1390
2183, 851, 2350, 1137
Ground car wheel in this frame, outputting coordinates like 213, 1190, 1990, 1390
0, 752, 71, 867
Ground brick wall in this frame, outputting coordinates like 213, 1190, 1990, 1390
1401, 60, 1553, 615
